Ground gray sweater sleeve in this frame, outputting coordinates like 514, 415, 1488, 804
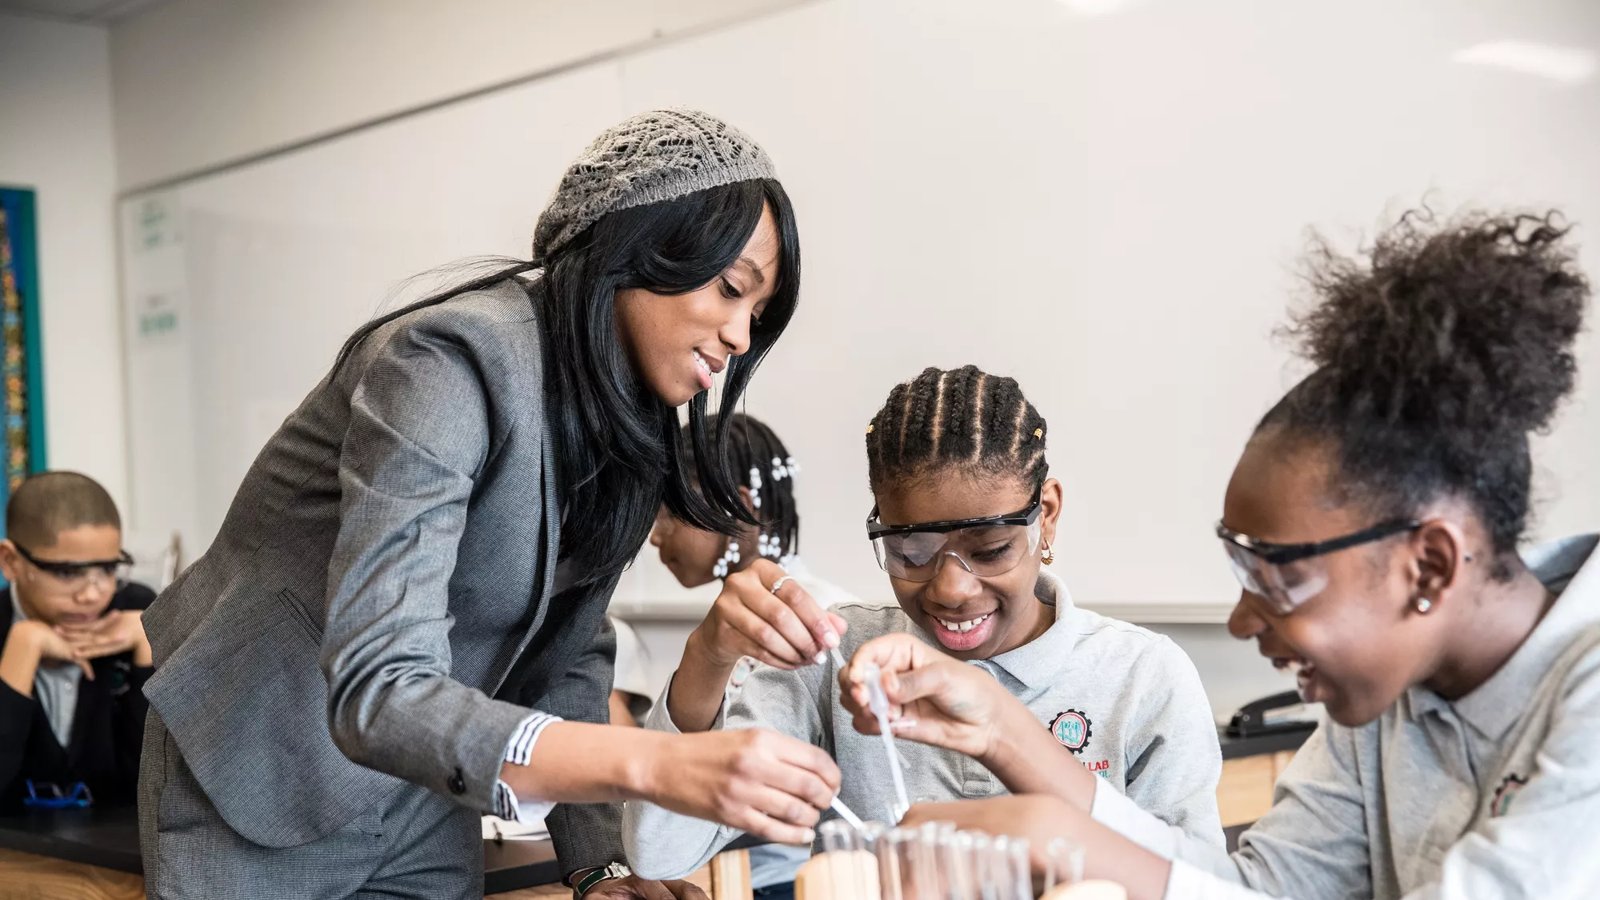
1121, 635, 1227, 849
623, 660, 828, 880
1092, 716, 1372, 897
1169, 649, 1600, 900
1221, 722, 1374, 896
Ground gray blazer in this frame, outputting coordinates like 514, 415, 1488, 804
142, 279, 624, 870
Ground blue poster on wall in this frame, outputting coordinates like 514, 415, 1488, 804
0, 186, 50, 539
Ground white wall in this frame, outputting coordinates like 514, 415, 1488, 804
109, 0, 810, 190
0, 14, 127, 513
104, 0, 1600, 722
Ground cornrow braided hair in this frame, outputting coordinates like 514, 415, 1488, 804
866, 365, 1048, 492
684, 413, 802, 559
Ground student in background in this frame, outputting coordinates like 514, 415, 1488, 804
638, 413, 854, 899
852, 211, 1600, 900
626, 369, 1223, 895
0, 472, 155, 812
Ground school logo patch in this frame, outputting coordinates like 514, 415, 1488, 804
1049, 709, 1093, 754
1490, 773, 1528, 817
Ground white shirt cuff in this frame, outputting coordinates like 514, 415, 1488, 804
1089, 777, 1179, 858
493, 712, 561, 822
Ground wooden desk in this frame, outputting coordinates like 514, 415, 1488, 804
1215, 726, 1314, 827
0, 806, 621, 899
0, 727, 1313, 898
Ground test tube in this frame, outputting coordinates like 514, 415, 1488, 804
1042, 837, 1086, 891
990, 836, 1033, 900
966, 832, 997, 900
876, 826, 918, 900
862, 663, 912, 822
821, 819, 862, 855
859, 821, 887, 848
940, 829, 980, 900
911, 822, 948, 900
819, 819, 877, 900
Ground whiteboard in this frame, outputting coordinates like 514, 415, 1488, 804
121, 0, 1600, 623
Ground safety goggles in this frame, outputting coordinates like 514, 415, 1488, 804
1216, 518, 1420, 615
867, 486, 1043, 582
13, 543, 133, 592
24, 780, 94, 810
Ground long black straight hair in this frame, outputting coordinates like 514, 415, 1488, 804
337, 178, 801, 586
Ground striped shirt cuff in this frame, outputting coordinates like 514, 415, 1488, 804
492, 712, 561, 822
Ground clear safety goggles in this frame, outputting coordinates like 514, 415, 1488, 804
867, 487, 1043, 583
1216, 518, 1419, 615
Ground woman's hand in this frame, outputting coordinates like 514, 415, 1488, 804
642, 727, 841, 846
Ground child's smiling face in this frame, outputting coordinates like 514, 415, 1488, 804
872, 470, 1062, 661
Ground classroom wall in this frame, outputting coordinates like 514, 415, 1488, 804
107, 0, 1600, 720
0, 14, 128, 513
108, 0, 811, 190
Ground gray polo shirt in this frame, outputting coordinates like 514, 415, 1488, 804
624, 569, 1224, 881
1092, 534, 1600, 900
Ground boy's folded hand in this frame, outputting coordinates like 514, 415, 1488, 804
15, 619, 95, 680
56, 609, 150, 663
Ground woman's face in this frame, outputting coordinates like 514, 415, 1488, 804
873, 471, 1062, 661
614, 203, 781, 407
1222, 428, 1461, 726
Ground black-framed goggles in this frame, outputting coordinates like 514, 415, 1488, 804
1216, 518, 1420, 615
13, 543, 134, 589
867, 486, 1044, 582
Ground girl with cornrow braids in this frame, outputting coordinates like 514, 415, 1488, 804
624, 367, 1224, 891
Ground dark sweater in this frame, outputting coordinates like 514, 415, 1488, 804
0, 582, 157, 811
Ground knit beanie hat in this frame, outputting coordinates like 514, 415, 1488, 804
531, 109, 778, 265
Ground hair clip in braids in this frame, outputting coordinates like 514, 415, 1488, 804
748, 467, 763, 509
771, 456, 799, 482
758, 532, 784, 558
712, 538, 742, 579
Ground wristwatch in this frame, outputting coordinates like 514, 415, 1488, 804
573, 861, 632, 896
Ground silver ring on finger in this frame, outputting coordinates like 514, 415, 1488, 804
769, 575, 794, 595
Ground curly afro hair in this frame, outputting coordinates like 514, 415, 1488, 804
1260, 209, 1589, 579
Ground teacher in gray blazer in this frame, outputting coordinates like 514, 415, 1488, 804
136, 110, 843, 899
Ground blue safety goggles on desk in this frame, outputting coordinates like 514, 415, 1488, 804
23, 780, 93, 810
